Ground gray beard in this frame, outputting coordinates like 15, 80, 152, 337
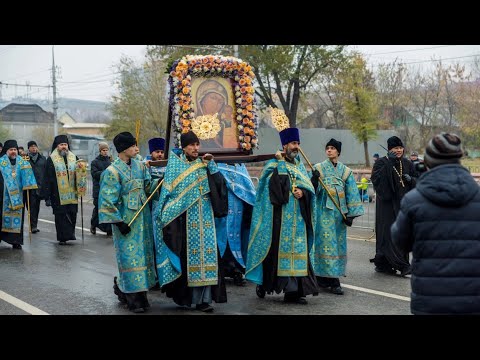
60, 149, 68, 157
286, 149, 298, 160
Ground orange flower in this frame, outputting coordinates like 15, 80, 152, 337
203, 58, 209, 64
244, 136, 251, 143
242, 118, 250, 125
246, 104, 253, 111
181, 79, 189, 86
245, 143, 252, 150
242, 109, 248, 115
182, 120, 191, 127
182, 127, 190, 133
239, 78, 247, 86
246, 78, 252, 85
182, 87, 190, 95
182, 104, 189, 111
240, 87, 247, 94
248, 121, 255, 128
246, 96, 253, 104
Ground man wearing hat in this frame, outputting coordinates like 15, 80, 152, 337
89, 142, 112, 236
99, 132, 160, 313
246, 127, 319, 304
370, 135, 416, 276
145, 137, 166, 180
26, 140, 47, 234
42, 135, 81, 245
0, 140, 38, 249
153, 131, 229, 312
310, 138, 364, 295
392, 133, 480, 314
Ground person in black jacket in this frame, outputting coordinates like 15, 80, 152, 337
90, 142, 112, 235
26, 141, 47, 233
392, 132, 480, 314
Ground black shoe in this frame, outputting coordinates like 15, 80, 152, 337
131, 307, 145, 313
400, 267, 412, 277
113, 277, 128, 304
196, 303, 214, 313
233, 273, 246, 286
256, 285, 266, 298
59, 241, 67, 245
31, 228, 40, 234
90, 226, 96, 235
284, 295, 308, 304
106, 231, 113, 237
375, 266, 396, 274
150, 283, 161, 291
12, 244, 22, 250
330, 286, 344, 295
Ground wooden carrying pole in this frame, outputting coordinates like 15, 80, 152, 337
128, 179, 164, 227
298, 147, 346, 221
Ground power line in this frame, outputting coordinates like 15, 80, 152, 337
0, 81, 51, 88
363, 45, 457, 56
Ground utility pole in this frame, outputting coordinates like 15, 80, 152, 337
52, 45, 58, 137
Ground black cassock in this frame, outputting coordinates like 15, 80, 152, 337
371, 156, 416, 273
261, 161, 319, 298
42, 155, 78, 243
161, 167, 229, 307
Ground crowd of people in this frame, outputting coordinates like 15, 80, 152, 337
1, 127, 479, 315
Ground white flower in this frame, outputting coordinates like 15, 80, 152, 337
235, 85, 240, 91
235, 91, 241, 97
237, 108, 242, 114
237, 115, 242, 121
236, 98, 242, 104
238, 125, 243, 131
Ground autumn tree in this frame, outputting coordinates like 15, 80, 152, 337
339, 53, 381, 167
105, 56, 169, 145
147, 45, 349, 128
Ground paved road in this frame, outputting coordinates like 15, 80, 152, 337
0, 201, 411, 315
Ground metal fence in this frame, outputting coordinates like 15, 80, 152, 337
352, 181, 376, 233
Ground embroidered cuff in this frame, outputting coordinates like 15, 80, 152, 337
207, 160, 219, 174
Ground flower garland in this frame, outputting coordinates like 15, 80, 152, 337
168, 55, 258, 152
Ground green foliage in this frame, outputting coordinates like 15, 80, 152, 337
105, 56, 169, 145
147, 45, 349, 127
0, 116, 12, 140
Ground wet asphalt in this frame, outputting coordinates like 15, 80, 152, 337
0, 200, 412, 315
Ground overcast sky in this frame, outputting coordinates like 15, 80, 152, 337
1, 45, 479, 103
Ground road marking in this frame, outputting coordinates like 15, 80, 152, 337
83, 249, 96, 254
341, 283, 410, 302
0, 290, 49, 315
38, 219, 107, 235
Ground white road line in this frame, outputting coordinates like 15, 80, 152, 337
0, 290, 49, 315
83, 249, 96, 254
38, 218, 107, 235
342, 283, 411, 302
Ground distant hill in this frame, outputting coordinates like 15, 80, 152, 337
0, 97, 111, 123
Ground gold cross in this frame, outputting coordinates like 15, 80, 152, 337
323, 245, 331, 253
135, 275, 142, 282
192, 249, 198, 255
286, 214, 292, 220
199, 185, 204, 192
191, 222, 198, 228
205, 222, 211, 228
127, 243, 134, 251
323, 232, 329, 238
206, 248, 214, 254
131, 259, 138, 266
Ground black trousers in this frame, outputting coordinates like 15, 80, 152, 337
91, 197, 111, 233
26, 192, 41, 229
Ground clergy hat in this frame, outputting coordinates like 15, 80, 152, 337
279, 127, 300, 146
326, 138, 342, 154
51, 134, 70, 152
424, 132, 463, 169
0, 140, 19, 157
181, 131, 200, 148
148, 137, 165, 153
113, 132, 136, 153
387, 136, 404, 150
373, 153, 380, 159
